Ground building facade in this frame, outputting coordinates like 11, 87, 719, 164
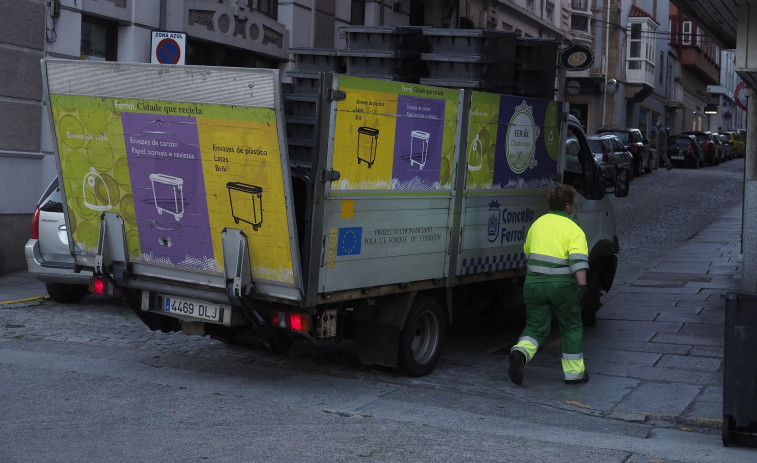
563, 1, 671, 138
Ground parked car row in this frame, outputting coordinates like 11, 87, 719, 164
664, 129, 745, 169
596, 128, 652, 176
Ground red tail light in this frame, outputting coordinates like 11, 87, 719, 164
629, 143, 639, 154
89, 277, 119, 296
30, 207, 40, 239
602, 150, 608, 163
271, 310, 311, 332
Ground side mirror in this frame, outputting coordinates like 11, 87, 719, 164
614, 168, 630, 198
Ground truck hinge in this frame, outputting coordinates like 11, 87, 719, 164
221, 228, 254, 304
328, 89, 346, 102
322, 169, 341, 182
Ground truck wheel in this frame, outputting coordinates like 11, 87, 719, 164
397, 295, 445, 377
581, 272, 601, 327
45, 283, 89, 304
722, 414, 733, 447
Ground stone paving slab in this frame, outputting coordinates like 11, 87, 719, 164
615, 382, 702, 418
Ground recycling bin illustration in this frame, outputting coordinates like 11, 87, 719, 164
83, 167, 113, 211
227, 182, 264, 231
149, 173, 184, 221
357, 126, 379, 168
409, 130, 430, 170
467, 134, 483, 171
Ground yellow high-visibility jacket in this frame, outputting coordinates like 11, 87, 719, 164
524, 211, 588, 282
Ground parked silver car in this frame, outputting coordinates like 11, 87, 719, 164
586, 134, 634, 184
24, 177, 91, 303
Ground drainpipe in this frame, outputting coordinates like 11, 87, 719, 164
160, 0, 166, 30
602, 0, 611, 128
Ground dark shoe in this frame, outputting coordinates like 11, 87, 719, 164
666, 165, 673, 170
508, 351, 526, 386
565, 372, 589, 385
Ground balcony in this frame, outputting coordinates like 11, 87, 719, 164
625, 60, 655, 102
626, 61, 655, 87
679, 46, 720, 84
665, 81, 685, 108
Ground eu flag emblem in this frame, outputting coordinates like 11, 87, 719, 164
337, 227, 362, 256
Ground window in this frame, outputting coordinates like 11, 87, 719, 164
80, 16, 117, 61
628, 23, 642, 69
626, 17, 657, 78
571, 14, 589, 32
351, 0, 365, 25
659, 51, 664, 84
248, 0, 277, 20
682, 21, 692, 45
572, 0, 588, 11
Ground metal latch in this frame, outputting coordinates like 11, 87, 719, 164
328, 89, 346, 101
322, 169, 341, 182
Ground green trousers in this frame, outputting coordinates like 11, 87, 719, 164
511, 277, 586, 380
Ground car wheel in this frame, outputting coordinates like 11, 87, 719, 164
45, 283, 89, 303
397, 295, 446, 377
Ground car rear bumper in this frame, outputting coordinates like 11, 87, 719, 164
25, 238, 92, 285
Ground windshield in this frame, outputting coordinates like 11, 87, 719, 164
671, 137, 693, 148
587, 139, 603, 153
605, 131, 628, 143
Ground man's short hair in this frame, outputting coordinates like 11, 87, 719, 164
549, 184, 576, 211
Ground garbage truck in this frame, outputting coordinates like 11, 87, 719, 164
41, 59, 627, 376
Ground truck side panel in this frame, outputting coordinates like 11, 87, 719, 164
319, 197, 452, 292
315, 76, 463, 295
456, 93, 564, 277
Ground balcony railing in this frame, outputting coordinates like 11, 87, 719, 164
667, 81, 685, 106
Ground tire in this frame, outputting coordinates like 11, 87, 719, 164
581, 272, 601, 327
722, 414, 733, 447
45, 283, 89, 304
397, 295, 446, 377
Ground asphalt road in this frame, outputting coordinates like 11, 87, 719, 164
1, 158, 753, 462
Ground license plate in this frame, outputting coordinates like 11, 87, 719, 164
671, 155, 684, 160
162, 295, 225, 323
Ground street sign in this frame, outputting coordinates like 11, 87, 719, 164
151, 32, 186, 65
559, 43, 594, 71
735, 82, 748, 111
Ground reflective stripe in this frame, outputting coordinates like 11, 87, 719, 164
569, 253, 589, 261
529, 253, 568, 265
512, 336, 539, 362
569, 262, 590, 272
562, 356, 586, 380
519, 336, 540, 349
527, 264, 572, 275
564, 370, 586, 380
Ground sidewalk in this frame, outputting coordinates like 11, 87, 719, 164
505, 204, 742, 431
0, 271, 48, 304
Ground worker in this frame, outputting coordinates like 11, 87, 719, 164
508, 184, 589, 386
